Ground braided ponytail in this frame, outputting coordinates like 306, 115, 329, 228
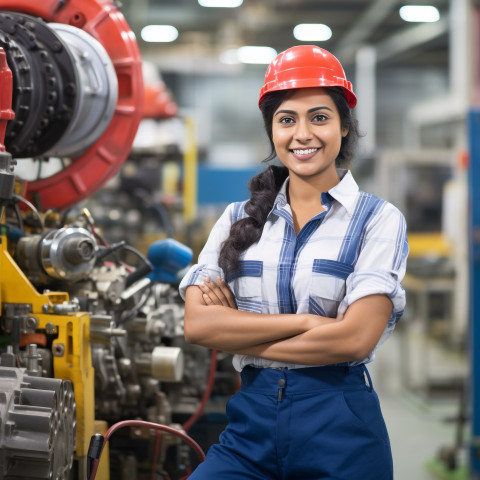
218, 165, 288, 276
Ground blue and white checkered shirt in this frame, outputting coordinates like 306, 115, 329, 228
179, 169, 408, 371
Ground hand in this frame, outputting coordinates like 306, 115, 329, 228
199, 277, 237, 309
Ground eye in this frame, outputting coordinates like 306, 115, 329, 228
312, 113, 328, 122
279, 116, 295, 124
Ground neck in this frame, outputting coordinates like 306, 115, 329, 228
287, 170, 340, 206
287, 171, 341, 234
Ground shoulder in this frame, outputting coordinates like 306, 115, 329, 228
358, 190, 404, 217
356, 191, 407, 232
229, 200, 249, 223
209, 201, 249, 231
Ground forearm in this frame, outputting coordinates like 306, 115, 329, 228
227, 321, 360, 365
184, 286, 319, 351
227, 294, 392, 365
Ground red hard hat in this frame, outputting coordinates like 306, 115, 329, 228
258, 45, 357, 108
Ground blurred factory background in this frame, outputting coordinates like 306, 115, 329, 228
0, 0, 479, 479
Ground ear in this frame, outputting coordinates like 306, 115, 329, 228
342, 126, 349, 138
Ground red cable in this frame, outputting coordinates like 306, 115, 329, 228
88, 420, 206, 480
182, 349, 217, 432
151, 430, 162, 480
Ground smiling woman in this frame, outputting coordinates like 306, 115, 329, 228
179, 45, 409, 480
271, 88, 348, 199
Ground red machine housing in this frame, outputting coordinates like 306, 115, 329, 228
0, 0, 143, 210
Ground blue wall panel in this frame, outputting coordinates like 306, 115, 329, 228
197, 165, 265, 205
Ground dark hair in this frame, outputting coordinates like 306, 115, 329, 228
218, 87, 360, 277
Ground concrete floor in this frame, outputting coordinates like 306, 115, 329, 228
371, 326, 468, 480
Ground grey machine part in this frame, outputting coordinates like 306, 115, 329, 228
0, 350, 77, 480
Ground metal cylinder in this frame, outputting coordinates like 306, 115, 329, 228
151, 346, 184, 382
90, 315, 126, 345
16, 227, 97, 283
136, 347, 184, 383
41, 227, 96, 281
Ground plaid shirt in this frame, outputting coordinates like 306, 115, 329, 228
180, 170, 408, 371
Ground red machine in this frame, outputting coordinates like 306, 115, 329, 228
0, 0, 143, 210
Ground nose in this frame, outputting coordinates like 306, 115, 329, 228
293, 118, 313, 142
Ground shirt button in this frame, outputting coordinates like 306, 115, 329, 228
278, 378, 285, 387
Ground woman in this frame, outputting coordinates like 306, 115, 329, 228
179, 45, 408, 480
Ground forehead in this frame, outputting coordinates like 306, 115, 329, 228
278, 87, 337, 111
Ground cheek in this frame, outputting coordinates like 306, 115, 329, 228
272, 129, 287, 148
325, 128, 343, 151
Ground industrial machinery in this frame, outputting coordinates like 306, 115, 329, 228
0, 1, 220, 479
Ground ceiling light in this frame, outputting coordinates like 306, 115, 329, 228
399, 5, 440, 22
293, 24, 332, 42
219, 49, 241, 65
198, 0, 243, 7
236, 46, 277, 64
141, 25, 179, 43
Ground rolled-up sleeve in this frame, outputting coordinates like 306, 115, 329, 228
179, 203, 235, 300
338, 202, 409, 345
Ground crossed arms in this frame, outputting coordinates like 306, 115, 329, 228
183, 277, 393, 366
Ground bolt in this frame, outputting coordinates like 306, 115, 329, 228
52, 41, 62, 53
64, 83, 76, 96
43, 304, 50, 313
45, 322, 56, 334
53, 343, 65, 357
25, 316, 38, 329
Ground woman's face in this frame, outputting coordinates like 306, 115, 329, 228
272, 87, 348, 182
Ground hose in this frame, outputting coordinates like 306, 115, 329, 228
87, 420, 206, 480
182, 349, 217, 432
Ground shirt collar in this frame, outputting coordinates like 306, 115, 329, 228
327, 169, 359, 217
271, 169, 359, 218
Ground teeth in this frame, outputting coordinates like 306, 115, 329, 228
293, 148, 318, 155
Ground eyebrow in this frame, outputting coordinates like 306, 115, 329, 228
274, 106, 334, 117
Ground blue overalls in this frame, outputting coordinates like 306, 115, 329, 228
189, 364, 393, 479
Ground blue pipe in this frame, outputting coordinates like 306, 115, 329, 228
468, 109, 480, 478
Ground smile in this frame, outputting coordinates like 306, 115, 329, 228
291, 148, 319, 155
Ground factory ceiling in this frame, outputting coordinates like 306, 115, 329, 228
121, 0, 455, 73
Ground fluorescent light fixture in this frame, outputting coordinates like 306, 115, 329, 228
199, 0, 243, 7
237, 46, 277, 64
399, 5, 440, 22
141, 25, 179, 43
219, 49, 241, 65
293, 23, 332, 42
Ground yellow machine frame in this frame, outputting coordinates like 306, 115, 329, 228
0, 233, 109, 478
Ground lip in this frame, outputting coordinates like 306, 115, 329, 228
290, 147, 320, 161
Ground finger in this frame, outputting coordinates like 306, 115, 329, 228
202, 293, 213, 305
216, 277, 237, 309
199, 280, 222, 305
204, 277, 230, 305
